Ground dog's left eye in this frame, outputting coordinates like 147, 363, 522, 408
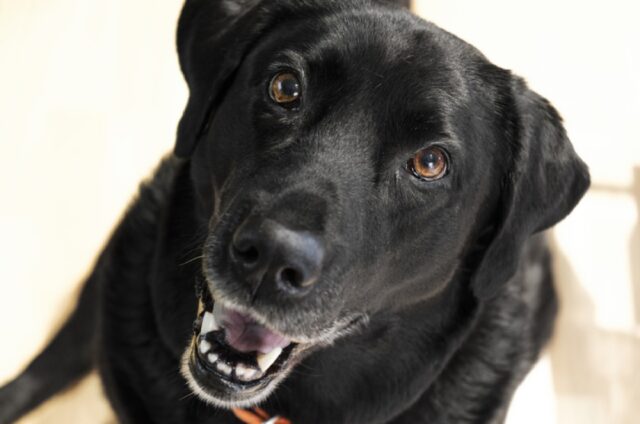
269, 72, 301, 107
406, 146, 449, 181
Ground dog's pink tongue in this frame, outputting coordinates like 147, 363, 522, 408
214, 303, 290, 353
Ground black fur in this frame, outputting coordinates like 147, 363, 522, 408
0, 0, 589, 423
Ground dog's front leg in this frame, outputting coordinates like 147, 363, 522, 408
0, 156, 180, 424
0, 259, 99, 424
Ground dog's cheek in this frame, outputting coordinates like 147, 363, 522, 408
366, 210, 465, 305
190, 89, 260, 217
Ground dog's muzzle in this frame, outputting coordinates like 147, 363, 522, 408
181, 211, 363, 407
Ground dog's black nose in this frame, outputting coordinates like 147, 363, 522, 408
230, 216, 324, 294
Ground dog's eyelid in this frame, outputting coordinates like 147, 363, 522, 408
266, 49, 307, 71
266, 64, 303, 77
408, 139, 459, 161
266, 51, 308, 82
264, 62, 306, 88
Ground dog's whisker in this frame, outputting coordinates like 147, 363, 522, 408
179, 391, 197, 402
179, 255, 205, 267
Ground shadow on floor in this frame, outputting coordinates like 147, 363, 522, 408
548, 173, 640, 424
630, 167, 640, 327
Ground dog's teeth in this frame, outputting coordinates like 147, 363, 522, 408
216, 361, 232, 375
199, 339, 211, 355
257, 347, 282, 372
200, 311, 218, 335
235, 363, 258, 381
207, 353, 219, 364
235, 363, 247, 378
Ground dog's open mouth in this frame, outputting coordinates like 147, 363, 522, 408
183, 284, 304, 406
182, 273, 367, 406
194, 289, 297, 384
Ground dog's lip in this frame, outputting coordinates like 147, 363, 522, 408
198, 284, 308, 344
202, 288, 318, 344
201, 281, 370, 345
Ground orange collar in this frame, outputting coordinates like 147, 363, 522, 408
232, 407, 291, 424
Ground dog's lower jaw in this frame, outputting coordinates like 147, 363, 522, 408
179, 342, 300, 409
180, 314, 368, 409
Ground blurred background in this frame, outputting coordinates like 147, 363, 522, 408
0, 0, 638, 422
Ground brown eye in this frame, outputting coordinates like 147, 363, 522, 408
407, 146, 449, 181
269, 72, 301, 106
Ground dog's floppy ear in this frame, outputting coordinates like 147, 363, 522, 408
174, 0, 268, 158
471, 76, 590, 300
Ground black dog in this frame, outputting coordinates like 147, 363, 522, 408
0, 0, 589, 423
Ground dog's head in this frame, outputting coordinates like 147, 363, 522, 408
177, 0, 589, 408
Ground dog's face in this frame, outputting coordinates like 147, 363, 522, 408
178, 0, 589, 408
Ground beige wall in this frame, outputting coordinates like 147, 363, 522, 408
0, 0, 638, 422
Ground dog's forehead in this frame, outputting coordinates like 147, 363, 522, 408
262, 9, 471, 94
250, 8, 479, 145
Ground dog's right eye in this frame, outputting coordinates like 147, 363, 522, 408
406, 146, 449, 181
269, 72, 301, 107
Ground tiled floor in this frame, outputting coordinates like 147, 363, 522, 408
1, 1, 638, 422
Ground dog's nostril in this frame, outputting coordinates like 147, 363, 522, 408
234, 245, 260, 265
230, 216, 324, 295
277, 267, 305, 288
